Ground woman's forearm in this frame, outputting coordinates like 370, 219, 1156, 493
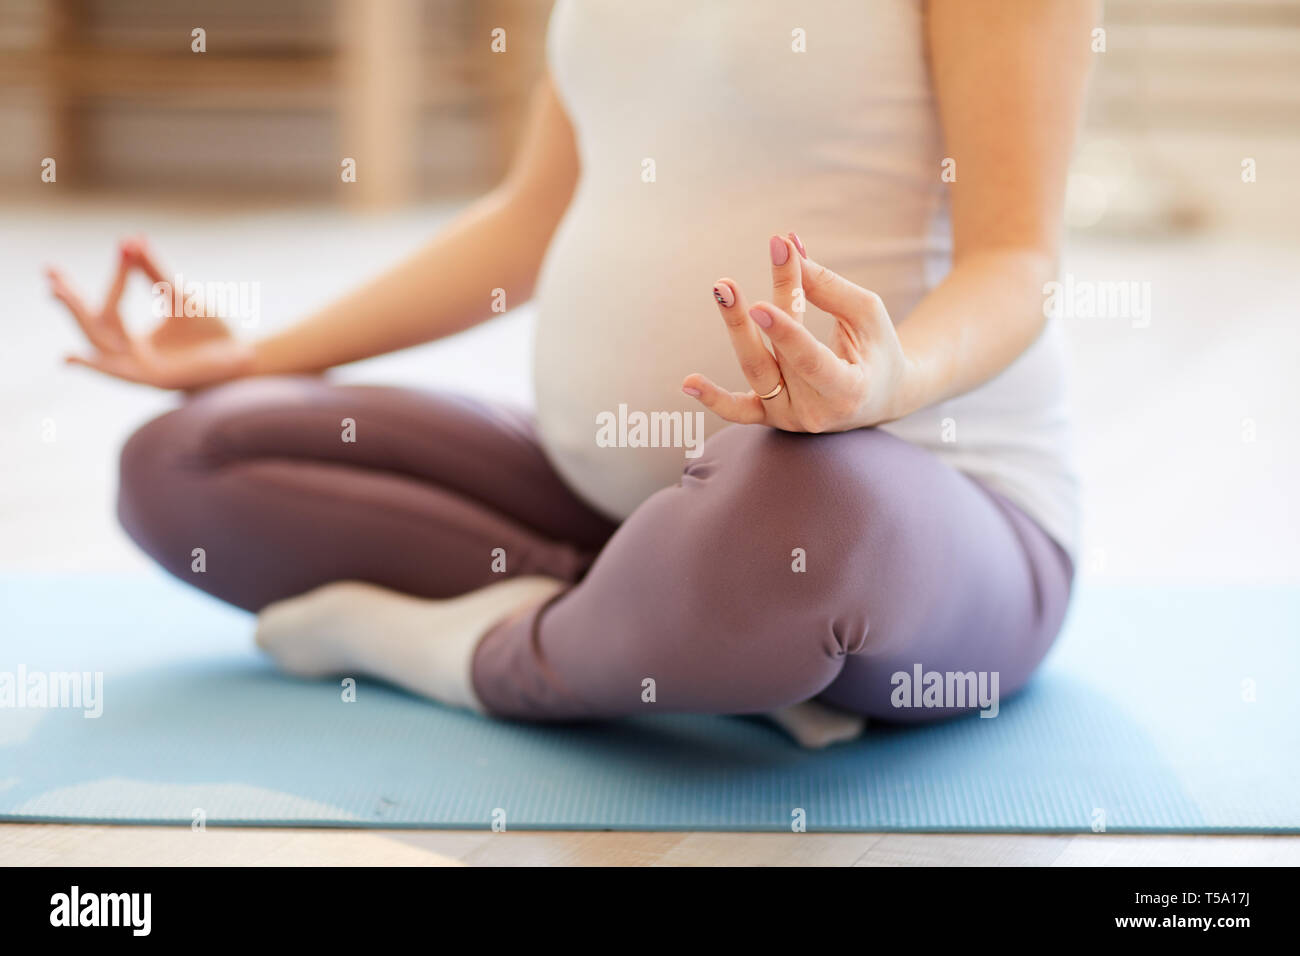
893, 247, 1055, 419
248, 74, 579, 379
247, 185, 558, 377
886, 0, 1094, 420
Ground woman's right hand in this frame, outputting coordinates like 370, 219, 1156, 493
49, 238, 254, 390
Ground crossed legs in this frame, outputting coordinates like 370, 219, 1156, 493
118, 376, 1073, 725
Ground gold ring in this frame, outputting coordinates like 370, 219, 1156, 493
758, 379, 785, 401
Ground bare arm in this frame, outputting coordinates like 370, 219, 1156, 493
52, 74, 578, 390
894, 0, 1096, 412
251, 75, 579, 376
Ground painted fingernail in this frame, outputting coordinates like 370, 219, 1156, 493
713, 282, 735, 308
682, 385, 702, 397
788, 232, 807, 258
750, 306, 774, 328
769, 235, 789, 266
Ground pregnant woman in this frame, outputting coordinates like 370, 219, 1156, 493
49, 1, 1093, 744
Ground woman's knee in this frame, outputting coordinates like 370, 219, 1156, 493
120, 375, 322, 473
664, 427, 919, 653
683, 426, 966, 663
117, 401, 202, 552
117, 377, 304, 545
685, 425, 917, 555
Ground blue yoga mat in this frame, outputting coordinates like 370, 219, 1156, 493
1, 573, 1296, 832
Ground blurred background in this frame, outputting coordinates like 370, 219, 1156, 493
0, 0, 551, 206
1, 0, 1298, 586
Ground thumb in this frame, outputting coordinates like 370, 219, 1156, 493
65, 351, 152, 386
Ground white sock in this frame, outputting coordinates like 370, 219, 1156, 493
259, 581, 867, 741
255, 576, 565, 712
764, 700, 866, 749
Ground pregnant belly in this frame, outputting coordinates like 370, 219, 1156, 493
528, 190, 844, 519
532, 289, 733, 520
530, 227, 753, 519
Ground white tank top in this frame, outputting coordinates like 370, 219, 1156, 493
532, 0, 1079, 557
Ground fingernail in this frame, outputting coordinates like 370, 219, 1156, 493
769, 236, 789, 266
682, 385, 702, 397
788, 232, 807, 258
750, 306, 774, 328
712, 282, 735, 308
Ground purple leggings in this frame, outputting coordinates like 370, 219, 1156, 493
118, 376, 1073, 722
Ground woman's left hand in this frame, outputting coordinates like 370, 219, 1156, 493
683, 234, 916, 433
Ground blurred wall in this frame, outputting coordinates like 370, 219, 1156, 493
1070, 0, 1300, 237
1, 0, 1296, 232
0, 0, 553, 207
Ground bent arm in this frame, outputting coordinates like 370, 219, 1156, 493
894, 0, 1096, 416
250, 74, 578, 377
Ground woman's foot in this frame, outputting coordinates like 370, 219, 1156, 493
255, 576, 565, 711
258, 578, 865, 744
765, 700, 866, 748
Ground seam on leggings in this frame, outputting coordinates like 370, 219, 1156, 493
524, 587, 605, 717
192, 405, 591, 547
209, 455, 592, 579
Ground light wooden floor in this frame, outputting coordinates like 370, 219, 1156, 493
4, 824, 1298, 867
